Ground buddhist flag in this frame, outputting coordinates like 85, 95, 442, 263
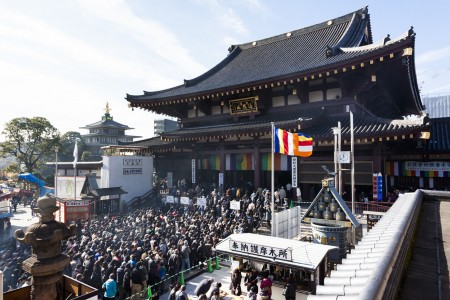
297, 133, 313, 157
274, 127, 313, 157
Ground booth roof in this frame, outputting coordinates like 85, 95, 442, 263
215, 233, 338, 270
18, 173, 45, 187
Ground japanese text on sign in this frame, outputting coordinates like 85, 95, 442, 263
291, 157, 297, 188
228, 239, 292, 261
123, 158, 142, 166
405, 161, 450, 172
123, 168, 142, 175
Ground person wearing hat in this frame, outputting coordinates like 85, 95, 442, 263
195, 278, 214, 297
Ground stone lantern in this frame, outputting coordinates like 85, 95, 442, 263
15, 193, 76, 300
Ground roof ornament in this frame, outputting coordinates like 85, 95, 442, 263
325, 46, 334, 58
383, 34, 391, 45
102, 101, 113, 121
228, 45, 237, 53
408, 26, 415, 37
105, 102, 111, 114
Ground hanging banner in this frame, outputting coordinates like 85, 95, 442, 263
219, 173, 224, 188
167, 172, 173, 188
291, 157, 298, 188
191, 159, 196, 184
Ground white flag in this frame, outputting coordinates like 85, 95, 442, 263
73, 140, 78, 168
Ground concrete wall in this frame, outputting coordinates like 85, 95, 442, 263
101, 156, 153, 203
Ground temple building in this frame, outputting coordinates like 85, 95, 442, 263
125, 7, 449, 199
80, 103, 141, 159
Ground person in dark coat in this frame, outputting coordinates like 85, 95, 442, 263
230, 268, 242, 296
195, 278, 214, 296
244, 268, 258, 293
284, 274, 296, 300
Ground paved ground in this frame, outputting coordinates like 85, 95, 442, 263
158, 266, 309, 300
0, 204, 38, 244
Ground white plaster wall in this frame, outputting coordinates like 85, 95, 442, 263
100, 156, 153, 203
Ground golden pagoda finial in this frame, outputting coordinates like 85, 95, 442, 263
105, 102, 111, 114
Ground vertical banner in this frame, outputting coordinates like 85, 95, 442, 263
167, 172, 173, 189
291, 157, 298, 188
377, 173, 383, 200
372, 173, 378, 200
372, 173, 383, 201
191, 159, 196, 184
218, 172, 224, 188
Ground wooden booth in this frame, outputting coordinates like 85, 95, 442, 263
55, 198, 90, 224
215, 233, 338, 294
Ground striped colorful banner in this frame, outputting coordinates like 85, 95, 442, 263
261, 153, 290, 171
198, 155, 221, 171
386, 161, 450, 178
226, 153, 253, 170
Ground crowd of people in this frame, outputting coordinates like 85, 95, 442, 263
0, 182, 298, 300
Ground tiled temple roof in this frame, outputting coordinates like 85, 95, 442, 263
428, 118, 450, 152
127, 7, 371, 102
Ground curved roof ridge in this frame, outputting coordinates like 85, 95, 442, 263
328, 7, 370, 52
340, 28, 413, 53
142, 84, 185, 97
236, 7, 368, 51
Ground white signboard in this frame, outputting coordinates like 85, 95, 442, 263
180, 196, 190, 205
291, 157, 298, 188
219, 173, 224, 188
191, 159, 196, 184
165, 195, 174, 204
123, 168, 142, 175
197, 197, 207, 208
230, 200, 240, 210
228, 239, 292, 261
65, 200, 90, 206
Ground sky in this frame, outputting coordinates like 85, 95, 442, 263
1, 0, 449, 141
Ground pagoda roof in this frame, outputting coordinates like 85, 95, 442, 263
126, 7, 423, 117
80, 115, 133, 130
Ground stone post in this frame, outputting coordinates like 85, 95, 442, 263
15, 193, 76, 300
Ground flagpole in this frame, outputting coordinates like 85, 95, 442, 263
350, 111, 355, 245
271, 122, 275, 237
73, 139, 79, 201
